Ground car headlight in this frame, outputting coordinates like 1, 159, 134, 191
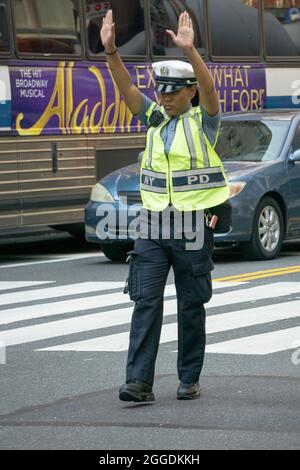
229, 181, 246, 198
90, 183, 115, 202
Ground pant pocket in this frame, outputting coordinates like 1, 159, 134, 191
191, 263, 213, 305
128, 257, 141, 302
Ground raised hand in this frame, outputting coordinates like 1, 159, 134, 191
100, 10, 116, 52
166, 11, 194, 50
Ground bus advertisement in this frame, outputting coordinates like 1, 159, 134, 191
9, 62, 266, 136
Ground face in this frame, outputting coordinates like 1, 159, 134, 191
160, 86, 197, 117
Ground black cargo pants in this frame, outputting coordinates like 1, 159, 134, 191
125, 221, 214, 386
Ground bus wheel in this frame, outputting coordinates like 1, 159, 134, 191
240, 197, 284, 260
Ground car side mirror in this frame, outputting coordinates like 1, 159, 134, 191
290, 149, 300, 162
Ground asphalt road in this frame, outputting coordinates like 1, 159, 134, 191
0, 231, 299, 451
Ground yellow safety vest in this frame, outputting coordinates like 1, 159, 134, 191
140, 103, 230, 212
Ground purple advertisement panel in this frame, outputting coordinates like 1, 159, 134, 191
10, 61, 266, 136
209, 64, 266, 113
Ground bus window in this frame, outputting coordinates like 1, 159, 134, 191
150, 0, 206, 56
12, 0, 82, 55
0, 0, 10, 53
209, 0, 260, 57
263, 0, 300, 57
85, 0, 146, 56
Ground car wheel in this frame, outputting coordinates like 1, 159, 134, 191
240, 197, 284, 260
101, 244, 133, 262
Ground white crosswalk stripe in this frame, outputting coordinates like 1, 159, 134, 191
38, 300, 300, 352
205, 326, 300, 355
0, 280, 245, 325
0, 280, 299, 356
0, 282, 244, 344
0, 282, 126, 307
0, 253, 102, 270
0, 281, 54, 291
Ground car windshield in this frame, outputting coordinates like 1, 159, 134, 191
216, 119, 290, 162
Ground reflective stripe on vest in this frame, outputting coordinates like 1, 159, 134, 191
141, 168, 167, 194
146, 126, 157, 169
194, 114, 210, 167
172, 167, 227, 192
183, 117, 198, 169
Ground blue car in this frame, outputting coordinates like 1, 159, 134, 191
85, 110, 300, 261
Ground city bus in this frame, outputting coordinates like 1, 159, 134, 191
0, 0, 300, 235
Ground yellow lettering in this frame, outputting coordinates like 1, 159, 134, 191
103, 103, 118, 132
218, 89, 227, 112
89, 102, 102, 134
103, 65, 120, 132
147, 67, 156, 89
234, 67, 244, 87
240, 89, 250, 111
223, 67, 234, 87
250, 89, 260, 110
231, 89, 240, 112
89, 66, 107, 133
119, 100, 135, 133
66, 62, 74, 134
244, 66, 250, 87
135, 66, 147, 89
16, 62, 66, 136
70, 99, 89, 134
211, 67, 223, 88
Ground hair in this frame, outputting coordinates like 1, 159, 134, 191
188, 86, 199, 107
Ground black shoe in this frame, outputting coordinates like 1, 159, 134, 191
177, 382, 200, 400
119, 380, 155, 402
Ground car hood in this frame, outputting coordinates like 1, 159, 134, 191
101, 163, 141, 197
102, 161, 269, 196
223, 161, 268, 180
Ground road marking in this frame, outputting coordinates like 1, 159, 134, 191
0, 253, 100, 259
0, 282, 244, 340
0, 291, 130, 326
0, 281, 245, 325
215, 265, 300, 282
236, 270, 300, 281
0, 282, 126, 307
0, 303, 174, 346
0, 281, 54, 291
1, 279, 299, 356
0, 253, 101, 269
205, 326, 300, 355
36, 300, 300, 352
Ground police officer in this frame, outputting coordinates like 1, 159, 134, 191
100, 10, 230, 402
